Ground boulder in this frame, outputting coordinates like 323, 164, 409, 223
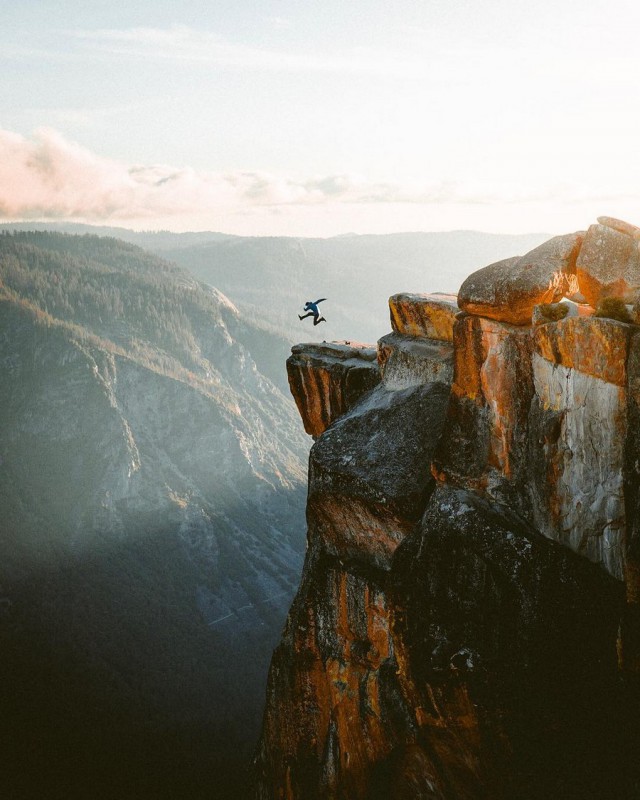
458, 233, 583, 325
576, 223, 640, 307
308, 382, 450, 571
597, 215, 640, 238
389, 293, 458, 341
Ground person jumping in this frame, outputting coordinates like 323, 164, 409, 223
298, 298, 327, 326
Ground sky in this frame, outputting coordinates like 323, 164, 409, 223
2, 0, 640, 237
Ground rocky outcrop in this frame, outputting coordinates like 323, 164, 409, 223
255, 359, 450, 798
380, 294, 456, 391
389, 293, 458, 341
308, 382, 450, 572
528, 318, 631, 579
255, 542, 403, 800
457, 233, 583, 325
432, 314, 534, 509
377, 334, 453, 390
255, 218, 640, 799
577, 222, 640, 307
287, 342, 380, 438
431, 311, 634, 581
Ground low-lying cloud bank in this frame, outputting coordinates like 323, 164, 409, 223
1, 127, 637, 237
0, 127, 459, 224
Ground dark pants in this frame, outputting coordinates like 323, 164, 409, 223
299, 312, 326, 326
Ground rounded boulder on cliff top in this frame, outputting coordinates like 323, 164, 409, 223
597, 215, 640, 238
576, 222, 640, 307
457, 232, 583, 325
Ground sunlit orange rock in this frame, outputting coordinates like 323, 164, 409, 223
527, 315, 634, 580
254, 544, 410, 800
433, 312, 632, 580
389, 292, 458, 341
576, 223, 640, 307
286, 341, 380, 438
432, 314, 534, 506
457, 232, 583, 325
533, 315, 631, 386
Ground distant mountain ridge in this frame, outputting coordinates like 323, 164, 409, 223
0, 221, 238, 250
0, 231, 308, 798
0, 222, 550, 344
161, 229, 551, 344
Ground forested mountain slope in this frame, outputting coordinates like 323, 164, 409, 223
0, 231, 308, 798
0, 224, 549, 345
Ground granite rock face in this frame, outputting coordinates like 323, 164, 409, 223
254, 542, 407, 800
308, 382, 450, 572
286, 342, 380, 438
391, 486, 627, 800
389, 293, 458, 341
254, 379, 451, 797
457, 233, 583, 325
527, 317, 633, 580
432, 312, 635, 581
432, 314, 535, 513
576, 223, 640, 307
255, 220, 640, 799
377, 333, 453, 390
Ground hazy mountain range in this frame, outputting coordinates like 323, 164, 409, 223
1, 223, 550, 344
0, 231, 308, 798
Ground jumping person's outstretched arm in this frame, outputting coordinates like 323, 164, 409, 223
313, 298, 327, 305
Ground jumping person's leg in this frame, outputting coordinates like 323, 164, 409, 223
313, 316, 326, 326
298, 312, 313, 320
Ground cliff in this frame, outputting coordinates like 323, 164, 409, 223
254, 217, 640, 799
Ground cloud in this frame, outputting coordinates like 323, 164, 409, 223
0, 127, 634, 230
0, 127, 464, 224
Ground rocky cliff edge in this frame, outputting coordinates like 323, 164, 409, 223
254, 217, 640, 799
